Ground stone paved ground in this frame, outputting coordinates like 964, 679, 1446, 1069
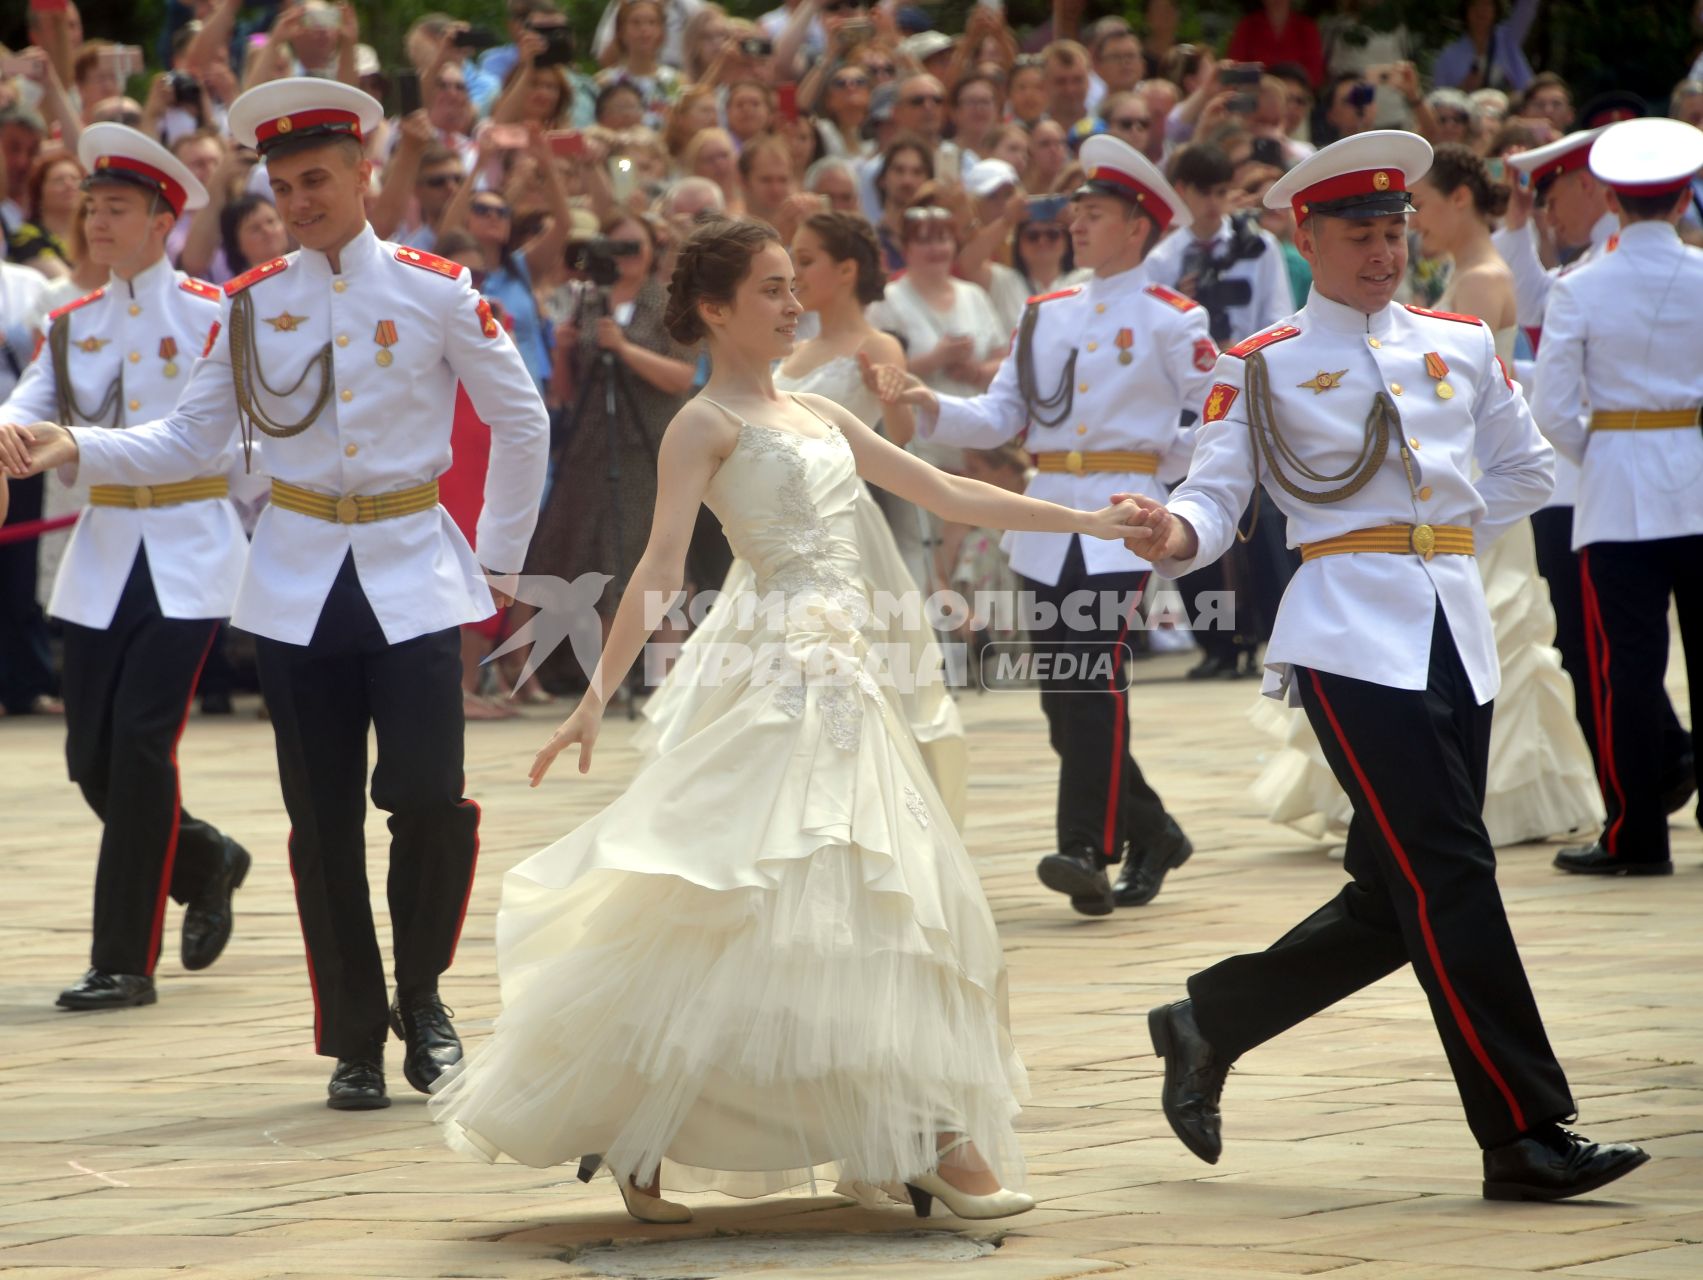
1, 649, 1698, 1280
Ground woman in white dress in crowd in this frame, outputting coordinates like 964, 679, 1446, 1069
864, 197, 1008, 596
1251, 144, 1602, 847
431, 216, 1144, 1224
643, 210, 969, 822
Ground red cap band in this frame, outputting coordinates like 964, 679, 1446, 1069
1291, 167, 1407, 222
93, 154, 188, 216
1607, 176, 1693, 198
1088, 166, 1174, 231
1528, 145, 1591, 190
255, 108, 364, 146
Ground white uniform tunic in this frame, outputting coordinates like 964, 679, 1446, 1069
1530, 219, 1703, 550
68, 225, 550, 646
919, 266, 1218, 585
1, 256, 245, 629
1155, 289, 1555, 706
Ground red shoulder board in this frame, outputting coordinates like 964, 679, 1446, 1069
225, 257, 290, 296
395, 246, 465, 279
48, 288, 106, 323
179, 277, 221, 303
1224, 323, 1300, 359
1145, 283, 1199, 313
1026, 285, 1082, 305
1405, 304, 1483, 327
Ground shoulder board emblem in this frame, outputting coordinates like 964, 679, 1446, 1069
1605, 233, 1620, 254
1405, 304, 1483, 327
225, 257, 290, 296
1026, 285, 1082, 305
48, 288, 106, 323
395, 246, 465, 279
1224, 324, 1300, 359
1145, 283, 1200, 313
179, 277, 221, 303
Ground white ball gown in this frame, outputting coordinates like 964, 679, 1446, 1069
1249, 325, 1603, 847
430, 393, 1027, 1200
639, 355, 969, 825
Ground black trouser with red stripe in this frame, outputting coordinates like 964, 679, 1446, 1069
1019, 537, 1176, 865
256, 553, 480, 1061
61, 549, 224, 976
1579, 535, 1703, 862
1187, 607, 1574, 1150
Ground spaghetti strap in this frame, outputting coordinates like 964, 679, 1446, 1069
787, 393, 839, 433
696, 394, 741, 422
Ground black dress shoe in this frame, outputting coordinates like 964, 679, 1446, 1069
56, 970, 156, 1011
1149, 999, 1230, 1164
1660, 752, 1696, 816
1483, 1125, 1649, 1201
1114, 826, 1194, 908
181, 838, 252, 971
390, 991, 463, 1093
1036, 845, 1114, 916
1186, 653, 1238, 680
327, 1057, 390, 1110
1553, 843, 1672, 876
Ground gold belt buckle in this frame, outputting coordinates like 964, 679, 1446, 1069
1409, 523, 1436, 561
335, 496, 360, 524
1066, 450, 1084, 475
133, 485, 154, 510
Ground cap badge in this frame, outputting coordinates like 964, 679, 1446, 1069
277, 115, 294, 134
1298, 369, 1348, 394
1373, 171, 1391, 191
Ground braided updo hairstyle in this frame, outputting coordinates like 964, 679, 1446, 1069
801, 210, 887, 306
663, 215, 783, 345
1426, 143, 1512, 220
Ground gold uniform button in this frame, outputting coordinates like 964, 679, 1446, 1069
1076, 425, 1088, 436
1391, 382, 1403, 395
1418, 485, 1434, 501
1086, 342, 1098, 352
333, 280, 348, 293
128, 399, 141, 411
336, 334, 350, 347
128, 304, 141, 317
1095, 303, 1106, 314
1409, 437, 1421, 450
344, 443, 359, 457
1368, 336, 1382, 349
1078, 381, 1089, 393
128, 351, 141, 364
340, 388, 354, 403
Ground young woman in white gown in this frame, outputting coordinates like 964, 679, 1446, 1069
641, 211, 969, 822
430, 216, 1144, 1224
1251, 145, 1603, 847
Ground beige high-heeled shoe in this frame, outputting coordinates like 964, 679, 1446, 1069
903, 1135, 1035, 1221
578, 1155, 693, 1224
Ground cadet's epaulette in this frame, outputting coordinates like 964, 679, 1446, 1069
1145, 283, 1199, 313
48, 288, 105, 323
1026, 285, 1082, 305
1224, 323, 1300, 358
179, 277, 221, 303
225, 257, 290, 296
395, 246, 465, 279
1405, 304, 1483, 327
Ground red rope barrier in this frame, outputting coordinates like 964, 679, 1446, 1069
0, 513, 79, 546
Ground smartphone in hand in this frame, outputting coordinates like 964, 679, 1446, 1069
776, 83, 799, 124
397, 70, 422, 117
547, 129, 586, 159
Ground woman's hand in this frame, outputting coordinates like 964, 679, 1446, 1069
1108, 490, 1192, 559
859, 352, 911, 404
594, 315, 628, 354
1080, 498, 1146, 542
530, 700, 602, 784
517, 29, 545, 67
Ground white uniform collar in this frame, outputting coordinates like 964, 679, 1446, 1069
1083, 259, 1149, 300
296, 221, 383, 284
1300, 286, 1396, 339
1588, 211, 1619, 250
1613, 219, 1680, 250
106, 252, 174, 302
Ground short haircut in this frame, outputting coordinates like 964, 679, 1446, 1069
263, 132, 365, 168
1169, 142, 1234, 190
1043, 40, 1089, 70
1616, 187, 1690, 221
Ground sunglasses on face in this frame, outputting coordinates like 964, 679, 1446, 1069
1019, 225, 1064, 243
903, 93, 944, 107
422, 173, 464, 188
1111, 115, 1151, 130
829, 74, 869, 91
472, 201, 511, 216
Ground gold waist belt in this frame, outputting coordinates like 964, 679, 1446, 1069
88, 478, 230, 510
1031, 450, 1161, 476
1301, 523, 1475, 563
270, 478, 440, 525
1588, 408, 1700, 431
